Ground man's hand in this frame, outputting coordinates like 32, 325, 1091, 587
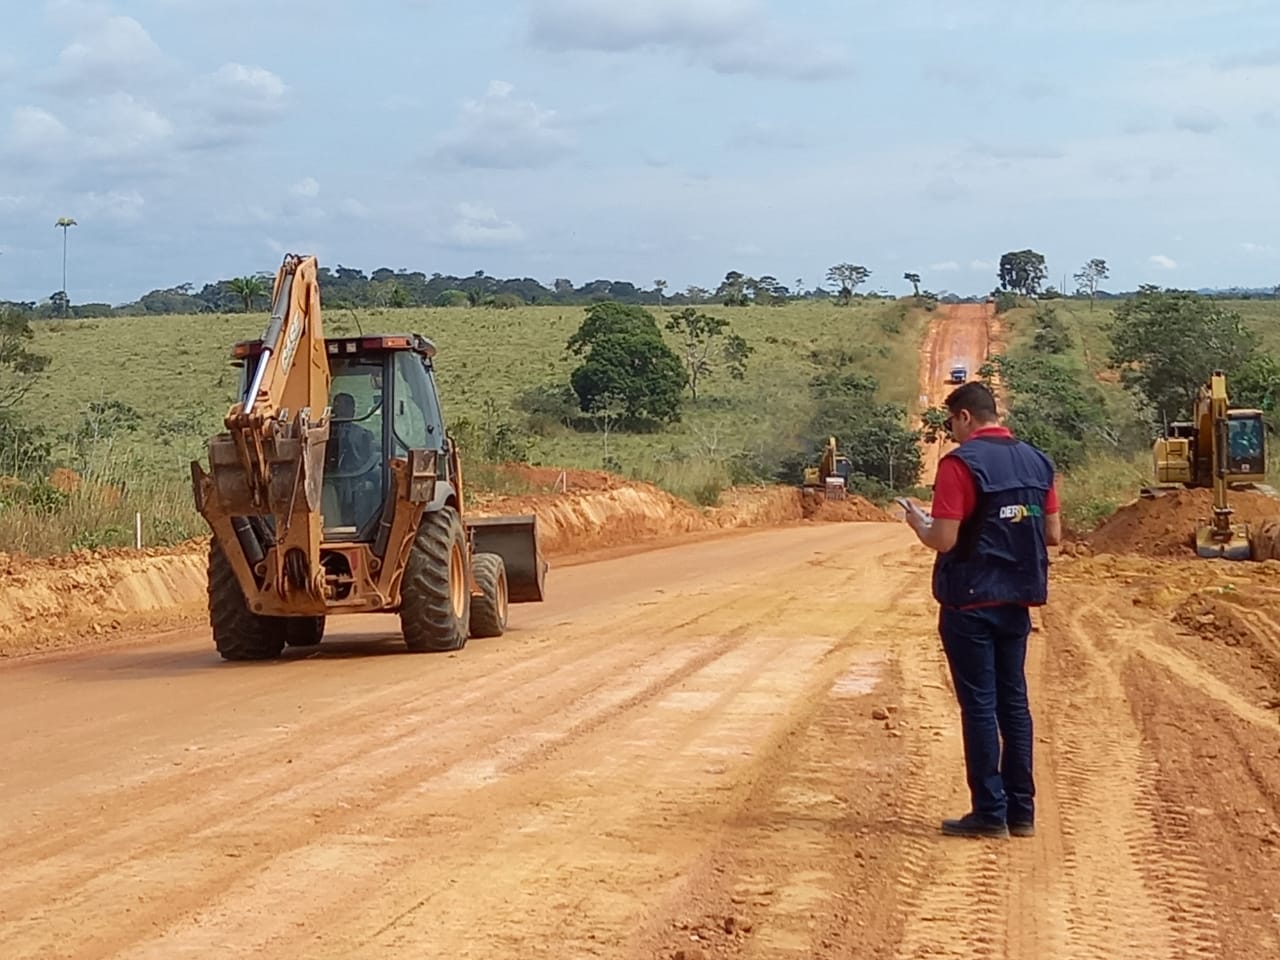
902, 501, 960, 553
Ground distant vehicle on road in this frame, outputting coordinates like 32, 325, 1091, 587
948, 363, 968, 384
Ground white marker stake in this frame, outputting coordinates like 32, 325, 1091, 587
135, 512, 142, 550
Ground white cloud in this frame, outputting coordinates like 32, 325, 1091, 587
197, 62, 287, 125
1149, 254, 1178, 270
970, 259, 995, 270
728, 120, 808, 149
531, 0, 757, 51
8, 105, 70, 154
1240, 242, 1276, 255
449, 202, 525, 247
528, 0, 851, 81
340, 198, 371, 219
47, 15, 166, 94
431, 80, 574, 169
290, 176, 320, 198
82, 93, 173, 160
930, 261, 960, 271
705, 36, 850, 81
80, 189, 145, 222
1174, 108, 1224, 134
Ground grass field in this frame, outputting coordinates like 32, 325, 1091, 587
1, 298, 928, 554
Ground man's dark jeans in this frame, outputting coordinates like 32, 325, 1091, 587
938, 604, 1035, 826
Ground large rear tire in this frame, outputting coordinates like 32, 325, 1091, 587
400, 505, 471, 652
208, 540, 287, 661
468, 552, 508, 639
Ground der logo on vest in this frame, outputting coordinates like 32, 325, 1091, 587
999, 504, 1043, 523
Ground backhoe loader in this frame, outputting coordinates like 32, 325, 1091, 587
1149, 371, 1266, 560
190, 253, 547, 660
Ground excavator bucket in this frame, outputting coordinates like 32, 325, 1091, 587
467, 514, 548, 602
1195, 521, 1252, 561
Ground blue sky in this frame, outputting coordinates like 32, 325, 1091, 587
1, 0, 1279, 304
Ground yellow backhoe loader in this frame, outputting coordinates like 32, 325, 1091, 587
190, 254, 547, 660
1149, 371, 1267, 560
802, 436, 853, 500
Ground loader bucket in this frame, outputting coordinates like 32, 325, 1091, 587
467, 514, 547, 602
1195, 521, 1252, 561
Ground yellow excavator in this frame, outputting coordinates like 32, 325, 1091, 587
1149, 370, 1267, 560
190, 253, 547, 659
803, 436, 853, 500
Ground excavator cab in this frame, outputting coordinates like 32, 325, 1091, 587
1227, 410, 1266, 478
192, 255, 547, 661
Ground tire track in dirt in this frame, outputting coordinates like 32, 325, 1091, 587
621, 566, 923, 960
884, 575, 1015, 960
0, 528, 914, 960
1, 588, 799, 959
1043, 598, 1220, 960
133, 579, 884, 959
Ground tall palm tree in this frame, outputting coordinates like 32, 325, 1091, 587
55, 217, 77, 304
228, 274, 268, 312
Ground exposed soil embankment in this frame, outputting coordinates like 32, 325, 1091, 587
0, 474, 893, 657
1086, 488, 1280, 558
0, 545, 209, 655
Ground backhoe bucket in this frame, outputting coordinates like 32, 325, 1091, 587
1195, 521, 1252, 561
467, 514, 547, 603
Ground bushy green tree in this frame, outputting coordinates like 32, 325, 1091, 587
566, 302, 685, 424
998, 250, 1048, 296
1108, 285, 1257, 421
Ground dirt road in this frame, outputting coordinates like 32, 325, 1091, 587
3, 522, 1278, 959
917, 303, 992, 483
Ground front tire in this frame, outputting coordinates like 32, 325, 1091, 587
468, 552, 508, 638
400, 506, 471, 652
208, 540, 286, 661
283, 617, 325, 646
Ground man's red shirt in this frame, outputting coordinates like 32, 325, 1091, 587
931, 425, 1060, 522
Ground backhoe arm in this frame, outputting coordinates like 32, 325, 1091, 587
192, 254, 333, 608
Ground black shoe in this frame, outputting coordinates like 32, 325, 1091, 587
1008, 821, 1035, 838
941, 812, 1009, 838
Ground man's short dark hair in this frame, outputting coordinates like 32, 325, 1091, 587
945, 381, 998, 422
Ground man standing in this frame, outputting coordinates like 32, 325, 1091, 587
904, 381, 1061, 839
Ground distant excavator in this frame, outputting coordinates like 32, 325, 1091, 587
1148, 371, 1269, 560
803, 436, 853, 500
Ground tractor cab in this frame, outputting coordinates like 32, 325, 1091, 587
232, 333, 445, 542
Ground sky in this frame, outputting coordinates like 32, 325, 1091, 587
1, 0, 1279, 305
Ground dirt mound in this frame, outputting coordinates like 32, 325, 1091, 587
1088, 488, 1280, 558
0, 542, 208, 656
799, 489, 895, 523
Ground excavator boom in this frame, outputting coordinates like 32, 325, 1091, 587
1194, 372, 1252, 560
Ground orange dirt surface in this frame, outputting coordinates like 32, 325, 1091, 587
916, 302, 993, 484
1086, 487, 1280, 558
3, 527, 1279, 958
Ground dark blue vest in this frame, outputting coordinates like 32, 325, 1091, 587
931, 435, 1055, 608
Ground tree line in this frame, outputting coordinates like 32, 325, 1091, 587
20, 248, 1274, 320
